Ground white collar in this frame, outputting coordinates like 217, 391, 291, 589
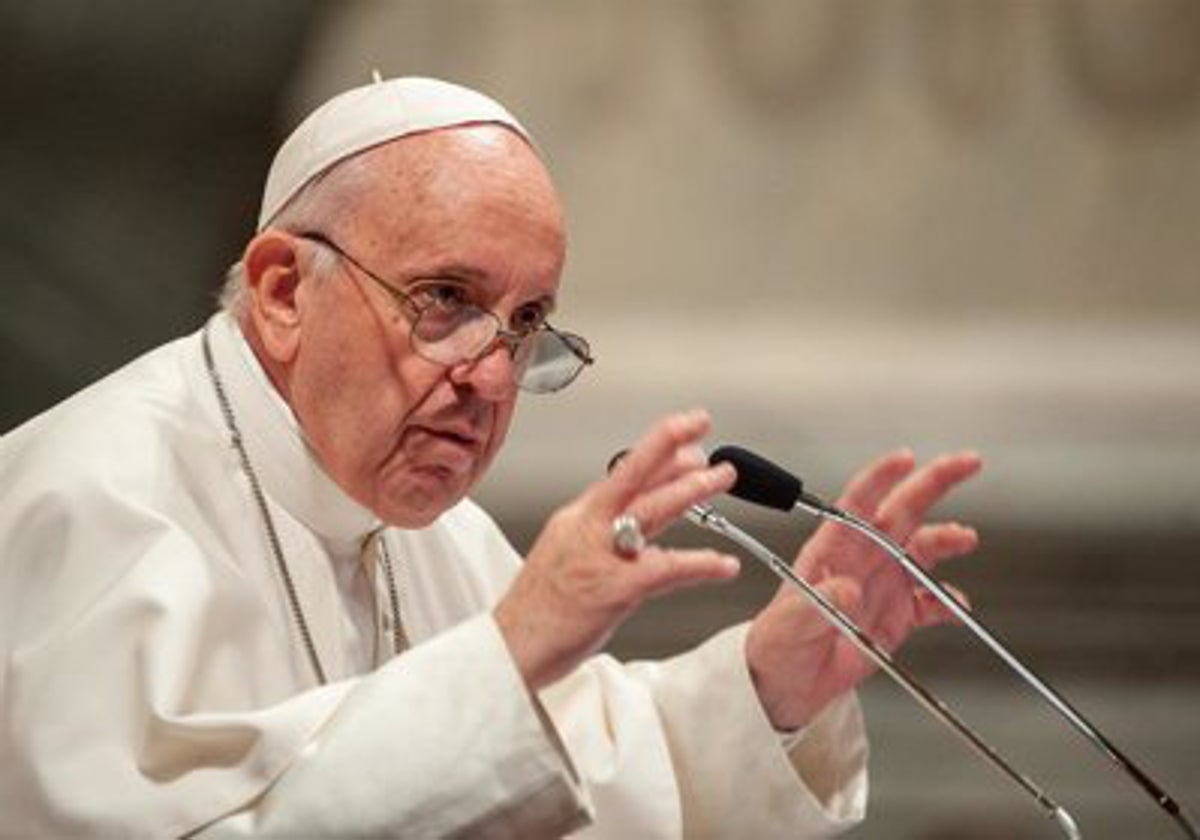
204, 311, 382, 546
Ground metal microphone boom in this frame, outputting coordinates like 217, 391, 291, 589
683, 501, 1081, 838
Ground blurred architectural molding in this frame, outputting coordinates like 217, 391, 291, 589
1054, 0, 1200, 122
477, 316, 1200, 533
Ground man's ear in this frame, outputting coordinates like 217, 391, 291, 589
243, 231, 304, 364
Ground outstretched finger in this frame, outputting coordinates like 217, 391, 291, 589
596, 410, 712, 513
635, 546, 742, 600
876, 452, 982, 541
835, 449, 916, 518
609, 443, 709, 491
904, 522, 979, 571
626, 462, 736, 538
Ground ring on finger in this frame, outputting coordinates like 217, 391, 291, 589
611, 513, 646, 559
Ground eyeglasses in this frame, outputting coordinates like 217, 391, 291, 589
297, 231, 593, 394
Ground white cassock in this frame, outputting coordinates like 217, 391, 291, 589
0, 312, 868, 838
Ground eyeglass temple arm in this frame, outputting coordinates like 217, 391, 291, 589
685, 503, 1082, 838
793, 495, 1197, 840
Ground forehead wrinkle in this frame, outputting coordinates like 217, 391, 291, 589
336, 126, 565, 309
378, 127, 562, 236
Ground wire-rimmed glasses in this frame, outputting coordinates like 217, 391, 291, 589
296, 231, 593, 394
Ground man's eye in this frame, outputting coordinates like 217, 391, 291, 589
413, 282, 470, 310
512, 304, 547, 332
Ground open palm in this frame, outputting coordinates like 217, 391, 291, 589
745, 449, 982, 731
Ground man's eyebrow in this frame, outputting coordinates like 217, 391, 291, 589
405, 263, 490, 284
528, 293, 558, 315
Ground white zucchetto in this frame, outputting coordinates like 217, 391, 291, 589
257, 76, 529, 231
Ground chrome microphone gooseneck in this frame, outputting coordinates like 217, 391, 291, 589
684, 502, 1081, 839
805, 497, 1197, 839
709, 445, 1197, 840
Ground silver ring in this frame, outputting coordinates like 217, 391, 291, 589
610, 513, 645, 558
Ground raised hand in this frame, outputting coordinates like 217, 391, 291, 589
495, 410, 741, 690
744, 449, 982, 731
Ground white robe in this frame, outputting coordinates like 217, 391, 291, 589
0, 312, 868, 838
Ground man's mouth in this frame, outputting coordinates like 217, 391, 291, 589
409, 424, 484, 458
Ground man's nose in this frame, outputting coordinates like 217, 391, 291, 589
448, 339, 519, 400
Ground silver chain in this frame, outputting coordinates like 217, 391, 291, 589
377, 537, 411, 654
201, 326, 406, 686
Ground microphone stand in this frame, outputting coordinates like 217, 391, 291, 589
685, 502, 1082, 840
791, 492, 1198, 840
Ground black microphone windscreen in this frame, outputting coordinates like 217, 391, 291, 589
709, 445, 802, 511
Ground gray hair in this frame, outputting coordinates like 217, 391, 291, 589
219, 152, 377, 318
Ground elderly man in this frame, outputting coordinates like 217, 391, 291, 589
0, 77, 980, 837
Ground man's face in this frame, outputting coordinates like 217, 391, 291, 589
279, 126, 567, 527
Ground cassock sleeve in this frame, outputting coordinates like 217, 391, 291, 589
539, 625, 868, 839
634, 624, 868, 836
193, 614, 591, 839
200, 629, 866, 840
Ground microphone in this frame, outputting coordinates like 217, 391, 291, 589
708, 445, 806, 511
710, 444, 1197, 840
709, 444, 832, 512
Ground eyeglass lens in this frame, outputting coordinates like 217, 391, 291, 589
410, 307, 589, 394
518, 331, 590, 393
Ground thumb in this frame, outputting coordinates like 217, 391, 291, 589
783, 576, 863, 642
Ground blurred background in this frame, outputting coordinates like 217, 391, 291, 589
2, 1, 1197, 836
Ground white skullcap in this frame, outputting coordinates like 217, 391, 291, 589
257, 75, 530, 231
